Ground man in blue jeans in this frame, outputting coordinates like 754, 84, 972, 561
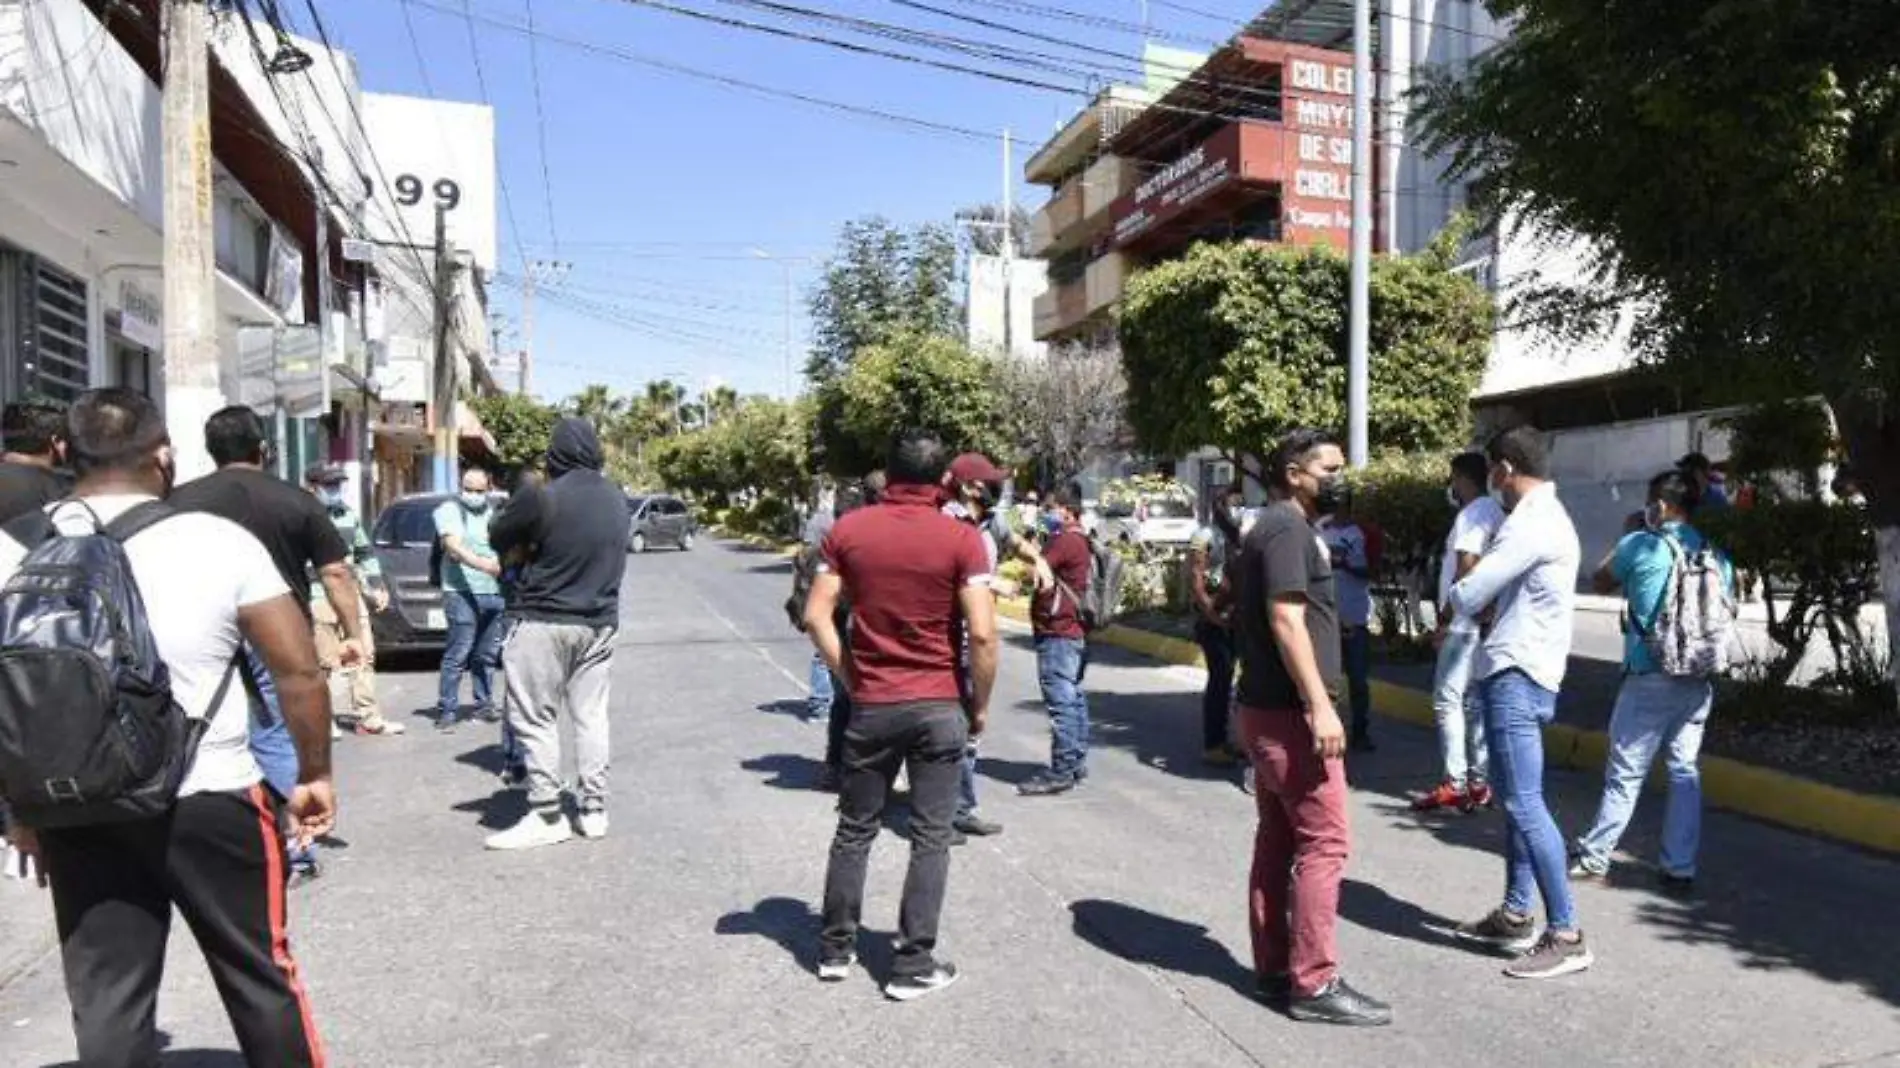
1020, 485, 1093, 797
1571, 470, 1731, 894
1446, 426, 1593, 980
434, 467, 509, 737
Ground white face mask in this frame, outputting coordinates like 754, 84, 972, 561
461, 491, 489, 511
315, 487, 344, 508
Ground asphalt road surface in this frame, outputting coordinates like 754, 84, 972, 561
3, 538, 1898, 1067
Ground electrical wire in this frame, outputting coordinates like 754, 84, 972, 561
408, 0, 998, 142
452, 0, 531, 262
521, 0, 563, 257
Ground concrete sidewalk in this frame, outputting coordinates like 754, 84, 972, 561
2, 539, 1896, 1067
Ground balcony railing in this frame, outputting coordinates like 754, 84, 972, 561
1081, 156, 1139, 223
1032, 279, 1089, 341
1028, 176, 1086, 257
1084, 252, 1129, 315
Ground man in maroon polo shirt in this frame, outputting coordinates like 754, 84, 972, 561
1234, 428, 1390, 1026
804, 429, 999, 1002
1020, 484, 1093, 796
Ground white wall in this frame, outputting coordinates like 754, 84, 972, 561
211, 21, 366, 222
967, 254, 1049, 360
362, 93, 498, 272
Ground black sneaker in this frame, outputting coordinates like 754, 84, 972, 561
1503, 931, 1594, 980
1658, 872, 1696, 898
953, 815, 1003, 837
1018, 773, 1077, 797
816, 951, 856, 983
1287, 977, 1392, 1026
499, 762, 528, 790
1454, 907, 1539, 954
885, 961, 960, 1002
477, 705, 503, 724
435, 712, 459, 734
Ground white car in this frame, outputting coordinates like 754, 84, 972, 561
1098, 496, 1199, 546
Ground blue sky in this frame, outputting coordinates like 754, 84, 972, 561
301, 0, 1271, 404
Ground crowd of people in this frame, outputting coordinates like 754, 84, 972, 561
790, 424, 1735, 1022
0, 392, 627, 1064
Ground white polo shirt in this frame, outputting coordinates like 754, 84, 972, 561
0, 494, 289, 796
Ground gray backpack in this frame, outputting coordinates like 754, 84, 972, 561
1641, 534, 1736, 678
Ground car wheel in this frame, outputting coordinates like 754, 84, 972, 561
679, 530, 695, 551
631, 532, 648, 554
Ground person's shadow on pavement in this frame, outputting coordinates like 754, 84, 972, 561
1337, 878, 1492, 954
43, 1030, 247, 1066
1068, 898, 1255, 998
715, 895, 896, 979
740, 753, 826, 790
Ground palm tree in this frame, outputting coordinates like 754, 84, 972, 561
565, 383, 628, 430
704, 385, 739, 425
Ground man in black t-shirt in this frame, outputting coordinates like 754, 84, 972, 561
1233, 428, 1389, 1028
171, 407, 377, 848
0, 400, 72, 523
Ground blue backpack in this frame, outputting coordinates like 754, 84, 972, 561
0, 501, 238, 829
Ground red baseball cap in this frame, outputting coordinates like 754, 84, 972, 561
946, 452, 1007, 486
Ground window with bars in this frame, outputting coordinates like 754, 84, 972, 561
18, 258, 90, 404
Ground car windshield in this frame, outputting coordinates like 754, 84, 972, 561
374, 501, 440, 546
626, 495, 649, 514
1144, 498, 1195, 519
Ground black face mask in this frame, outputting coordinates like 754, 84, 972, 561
1313, 474, 1347, 516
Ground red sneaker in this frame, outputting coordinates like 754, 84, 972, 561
1411, 781, 1463, 811
1461, 781, 1494, 812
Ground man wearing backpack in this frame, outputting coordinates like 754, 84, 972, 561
1020, 484, 1094, 797
0, 387, 334, 1066
433, 466, 507, 733
1571, 469, 1734, 894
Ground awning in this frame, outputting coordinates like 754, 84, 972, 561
456, 401, 497, 452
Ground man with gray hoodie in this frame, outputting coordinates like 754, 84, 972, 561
483, 419, 627, 850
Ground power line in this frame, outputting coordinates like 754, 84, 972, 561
521, 0, 563, 257
452, 0, 530, 262
407, 0, 998, 142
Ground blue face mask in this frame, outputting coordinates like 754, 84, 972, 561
315, 486, 344, 509
460, 491, 489, 511
1041, 513, 1063, 537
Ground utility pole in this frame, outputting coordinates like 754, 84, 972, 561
1347, 0, 1372, 469
161, 0, 221, 479
519, 264, 534, 396
779, 261, 793, 398
1001, 127, 1015, 360
431, 202, 457, 492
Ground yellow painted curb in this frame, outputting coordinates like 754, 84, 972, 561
1005, 602, 1900, 857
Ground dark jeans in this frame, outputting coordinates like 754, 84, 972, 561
439, 590, 508, 719
1341, 625, 1372, 739
1484, 668, 1577, 931
1194, 619, 1236, 750
821, 700, 966, 977
38, 787, 327, 1068
1035, 635, 1091, 779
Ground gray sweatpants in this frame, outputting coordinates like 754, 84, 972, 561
502, 618, 617, 810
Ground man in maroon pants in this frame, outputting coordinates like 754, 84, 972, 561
1232, 428, 1390, 1027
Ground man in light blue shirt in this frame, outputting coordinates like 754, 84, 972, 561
1319, 491, 1376, 751
435, 467, 506, 732
1572, 470, 1731, 892
1446, 427, 1592, 981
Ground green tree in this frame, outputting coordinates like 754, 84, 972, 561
830, 332, 1005, 471
1411, 0, 1900, 689
806, 216, 960, 382
470, 392, 559, 470
1118, 236, 1493, 465
563, 383, 627, 430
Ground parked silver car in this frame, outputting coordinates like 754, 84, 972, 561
626, 494, 697, 553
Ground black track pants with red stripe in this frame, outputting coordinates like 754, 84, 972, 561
38, 785, 327, 1068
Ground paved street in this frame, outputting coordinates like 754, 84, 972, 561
3, 538, 1899, 1067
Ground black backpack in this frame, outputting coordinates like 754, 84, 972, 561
0, 501, 239, 830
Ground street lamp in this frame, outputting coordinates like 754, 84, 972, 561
750, 249, 806, 399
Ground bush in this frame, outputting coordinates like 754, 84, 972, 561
1698, 499, 1879, 689
1351, 452, 1455, 644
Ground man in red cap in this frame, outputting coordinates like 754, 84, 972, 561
941, 451, 1052, 841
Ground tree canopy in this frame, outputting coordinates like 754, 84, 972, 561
828, 332, 1006, 470
806, 216, 960, 383
1118, 236, 1493, 462
470, 392, 559, 471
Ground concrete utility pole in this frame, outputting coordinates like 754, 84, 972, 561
162, 0, 222, 479
519, 264, 535, 397
1347, 0, 1373, 469
1001, 128, 1019, 360
431, 202, 457, 492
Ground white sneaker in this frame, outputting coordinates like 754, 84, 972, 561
893, 767, 911, 794
330, 722, 343, 740
576, 810, 609, 840
484, 809, 573, 851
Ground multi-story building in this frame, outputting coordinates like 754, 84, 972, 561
0, 0, 497, 510
1026, 37, 1377, 348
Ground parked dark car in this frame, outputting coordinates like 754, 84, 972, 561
626, 494, 697, 553
368, 493, 455, 654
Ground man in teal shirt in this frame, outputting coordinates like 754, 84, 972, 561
1572, 469, 1733, 893
435, 467, 506, 732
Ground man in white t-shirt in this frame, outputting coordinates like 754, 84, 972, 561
0, 389, 334, 1066
1415, 451, 1505, 812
